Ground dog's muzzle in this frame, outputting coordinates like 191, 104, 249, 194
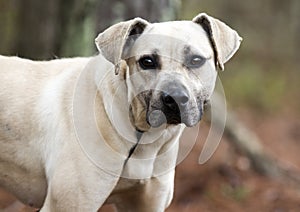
146, 84, 202, 128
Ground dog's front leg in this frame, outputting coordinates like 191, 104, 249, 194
41, 168, 119, 211
112, 170, 175, 212
40, 150, 120, 212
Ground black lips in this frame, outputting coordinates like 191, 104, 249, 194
131, 90, 203, 129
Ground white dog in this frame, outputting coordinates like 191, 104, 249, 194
0, 13, 241, 211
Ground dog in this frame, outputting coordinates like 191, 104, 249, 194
0, 13, 241, 211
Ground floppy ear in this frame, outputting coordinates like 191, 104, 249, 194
193, 13, 242, 70
95, 18, 149, 74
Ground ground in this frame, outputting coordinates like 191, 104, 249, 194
1, 109, 300, 212
167, 109, 300, 212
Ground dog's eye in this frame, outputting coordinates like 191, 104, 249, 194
138, 56, 157, 70
188, 55, 205, 68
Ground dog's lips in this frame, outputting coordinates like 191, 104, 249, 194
134, 90, 203, 128
146, 105, 201, 128
147, 109, 167, 127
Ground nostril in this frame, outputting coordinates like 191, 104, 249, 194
179, 95, 189, 105
162, 91, 189, 108
162, 93, 175, 105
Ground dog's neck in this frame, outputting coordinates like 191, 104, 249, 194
92, 56, 185, 178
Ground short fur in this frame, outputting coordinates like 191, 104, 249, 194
0, 13, 241, 211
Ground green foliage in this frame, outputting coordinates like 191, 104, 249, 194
221, 184, 251, 202
60, 0, 98, 57
0, 1, 19, 54
222, 60, 287, 113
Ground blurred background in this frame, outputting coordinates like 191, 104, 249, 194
0, 0, 299, 211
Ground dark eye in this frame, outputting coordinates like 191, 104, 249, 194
188, 55, 205, 68
138, 56, 157, 70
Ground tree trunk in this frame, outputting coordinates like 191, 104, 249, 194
14, 0, 60, 59
0, 0, 180, 59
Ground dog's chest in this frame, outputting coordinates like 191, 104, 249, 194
111, 177, 149, 194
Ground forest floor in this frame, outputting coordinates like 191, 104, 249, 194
167, 109, 300, 212
1, 109, 300, 212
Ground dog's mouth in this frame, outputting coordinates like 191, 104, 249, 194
146, 97, 182, 127
145, 90, 203, 128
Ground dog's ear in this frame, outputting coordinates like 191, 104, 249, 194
95, 18, 149, 74
193, 13, 242, 70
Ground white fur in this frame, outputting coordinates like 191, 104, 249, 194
0, 14, 241, 211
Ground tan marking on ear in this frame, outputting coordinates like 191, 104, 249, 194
95, 18, 149, 75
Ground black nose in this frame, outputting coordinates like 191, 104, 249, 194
161, 90, 189, 109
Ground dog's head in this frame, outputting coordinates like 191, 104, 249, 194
95, 13, 242, 131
